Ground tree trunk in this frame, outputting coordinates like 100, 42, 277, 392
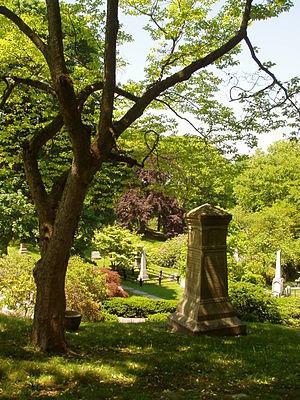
31, 169, 91, 352
31, 256, 68, 352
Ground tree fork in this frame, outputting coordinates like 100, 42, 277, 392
31, 166, 94, 352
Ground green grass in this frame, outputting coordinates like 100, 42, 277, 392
1, 314, 300, 399
122, 279, 184, 300
7, 244, 40, 261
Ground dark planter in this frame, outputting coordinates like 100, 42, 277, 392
65, 310, 82, 331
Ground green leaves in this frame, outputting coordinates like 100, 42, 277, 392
251, 0, 293, 21
229, 140, 300, 281
93, 224, 143, 269
0, 253, 36, 316
0, 176, 37, 254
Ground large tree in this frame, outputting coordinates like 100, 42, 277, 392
0, 0, 294, 352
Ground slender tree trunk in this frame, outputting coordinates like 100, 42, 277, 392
31, 168, 92, 352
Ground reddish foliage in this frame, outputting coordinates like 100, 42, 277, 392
114, 188, 153, 233
100, 267, 129, 298
115, 163, 185, 236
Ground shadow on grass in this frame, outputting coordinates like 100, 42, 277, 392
1, 314, 300, 399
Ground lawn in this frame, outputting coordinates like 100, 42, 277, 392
122, 279, 183, 300
0, 314, 299, 399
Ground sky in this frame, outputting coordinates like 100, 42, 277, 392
68, 0, 300, 154
117, 1, 300, 154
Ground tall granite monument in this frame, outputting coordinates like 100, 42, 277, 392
167, 204, 246, 336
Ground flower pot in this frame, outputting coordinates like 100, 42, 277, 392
65, 310, 82, 331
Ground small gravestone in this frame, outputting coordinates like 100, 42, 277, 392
19, 243, 27, 254
91, 250, 101, 260
167, 204, 246, 336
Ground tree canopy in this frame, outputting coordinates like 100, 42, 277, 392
0, 0, 296, 352
229, 140, 300, 282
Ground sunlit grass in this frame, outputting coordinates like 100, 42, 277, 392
122, 279, 183, 300
1, 314, 300, 399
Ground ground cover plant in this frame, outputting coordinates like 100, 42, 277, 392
0, 314, 300, 399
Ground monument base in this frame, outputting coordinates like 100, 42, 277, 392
166, 295, 246, 336
137, 274, 149, 281
272, 277, 284, 297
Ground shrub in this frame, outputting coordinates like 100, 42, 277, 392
102, 297, 178, 318
100, 267, 129, 298
93, 225, 143, 270
100, 310, 119, 322
147, 312, 170, 322
228, 281, 281, 324
152, 234, 187, 274
0, 253, 35, 317
277, 296, 300, 328
65, 256, 108, 322
241, 271, 265, 286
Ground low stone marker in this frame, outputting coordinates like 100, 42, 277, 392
19, 243, 27, 254
167, 204, 246, 336
91, 251, 101, 260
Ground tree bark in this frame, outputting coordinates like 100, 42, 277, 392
31, 166, 93, 352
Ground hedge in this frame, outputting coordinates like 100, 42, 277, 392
228, 281, 281, 324
102, 297, 178, 318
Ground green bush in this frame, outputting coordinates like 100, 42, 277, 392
151, 234, 187, 274
277, 296, 300, 328
100, 310, 119, 322
93, 225, 143, 270
241, 271, 265, 286
65, 256, 108, 322
147, 312, 170, 322
102, 297, 178, 318
228, 281, 281, 324
0, 253, 35, 317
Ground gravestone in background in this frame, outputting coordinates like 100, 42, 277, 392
167, 204, 246, 336
19, 243, 27, 254
137, 248, 149, 281
272, 249, 284, 297
91, 250, 101, 260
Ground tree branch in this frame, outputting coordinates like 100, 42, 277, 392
78, 82, 139, 112
1, 74, 55, 96
46, 0, 67, 75
114, 0, 253, 137
244, 35, 300, 117
0, 5, 49, 62
23, 145, 51, 221
108, 130, 160, 168
108, 151, 142, 167
93, 0, 119, 157
49, 170, 69, 210
155, 98, 205, 138
0, 78, 17, 108
141, 129, 160, 166
29, 114, 64, 156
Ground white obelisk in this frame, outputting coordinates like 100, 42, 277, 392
137, 248, 149, 281
272, 249, 284, 297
